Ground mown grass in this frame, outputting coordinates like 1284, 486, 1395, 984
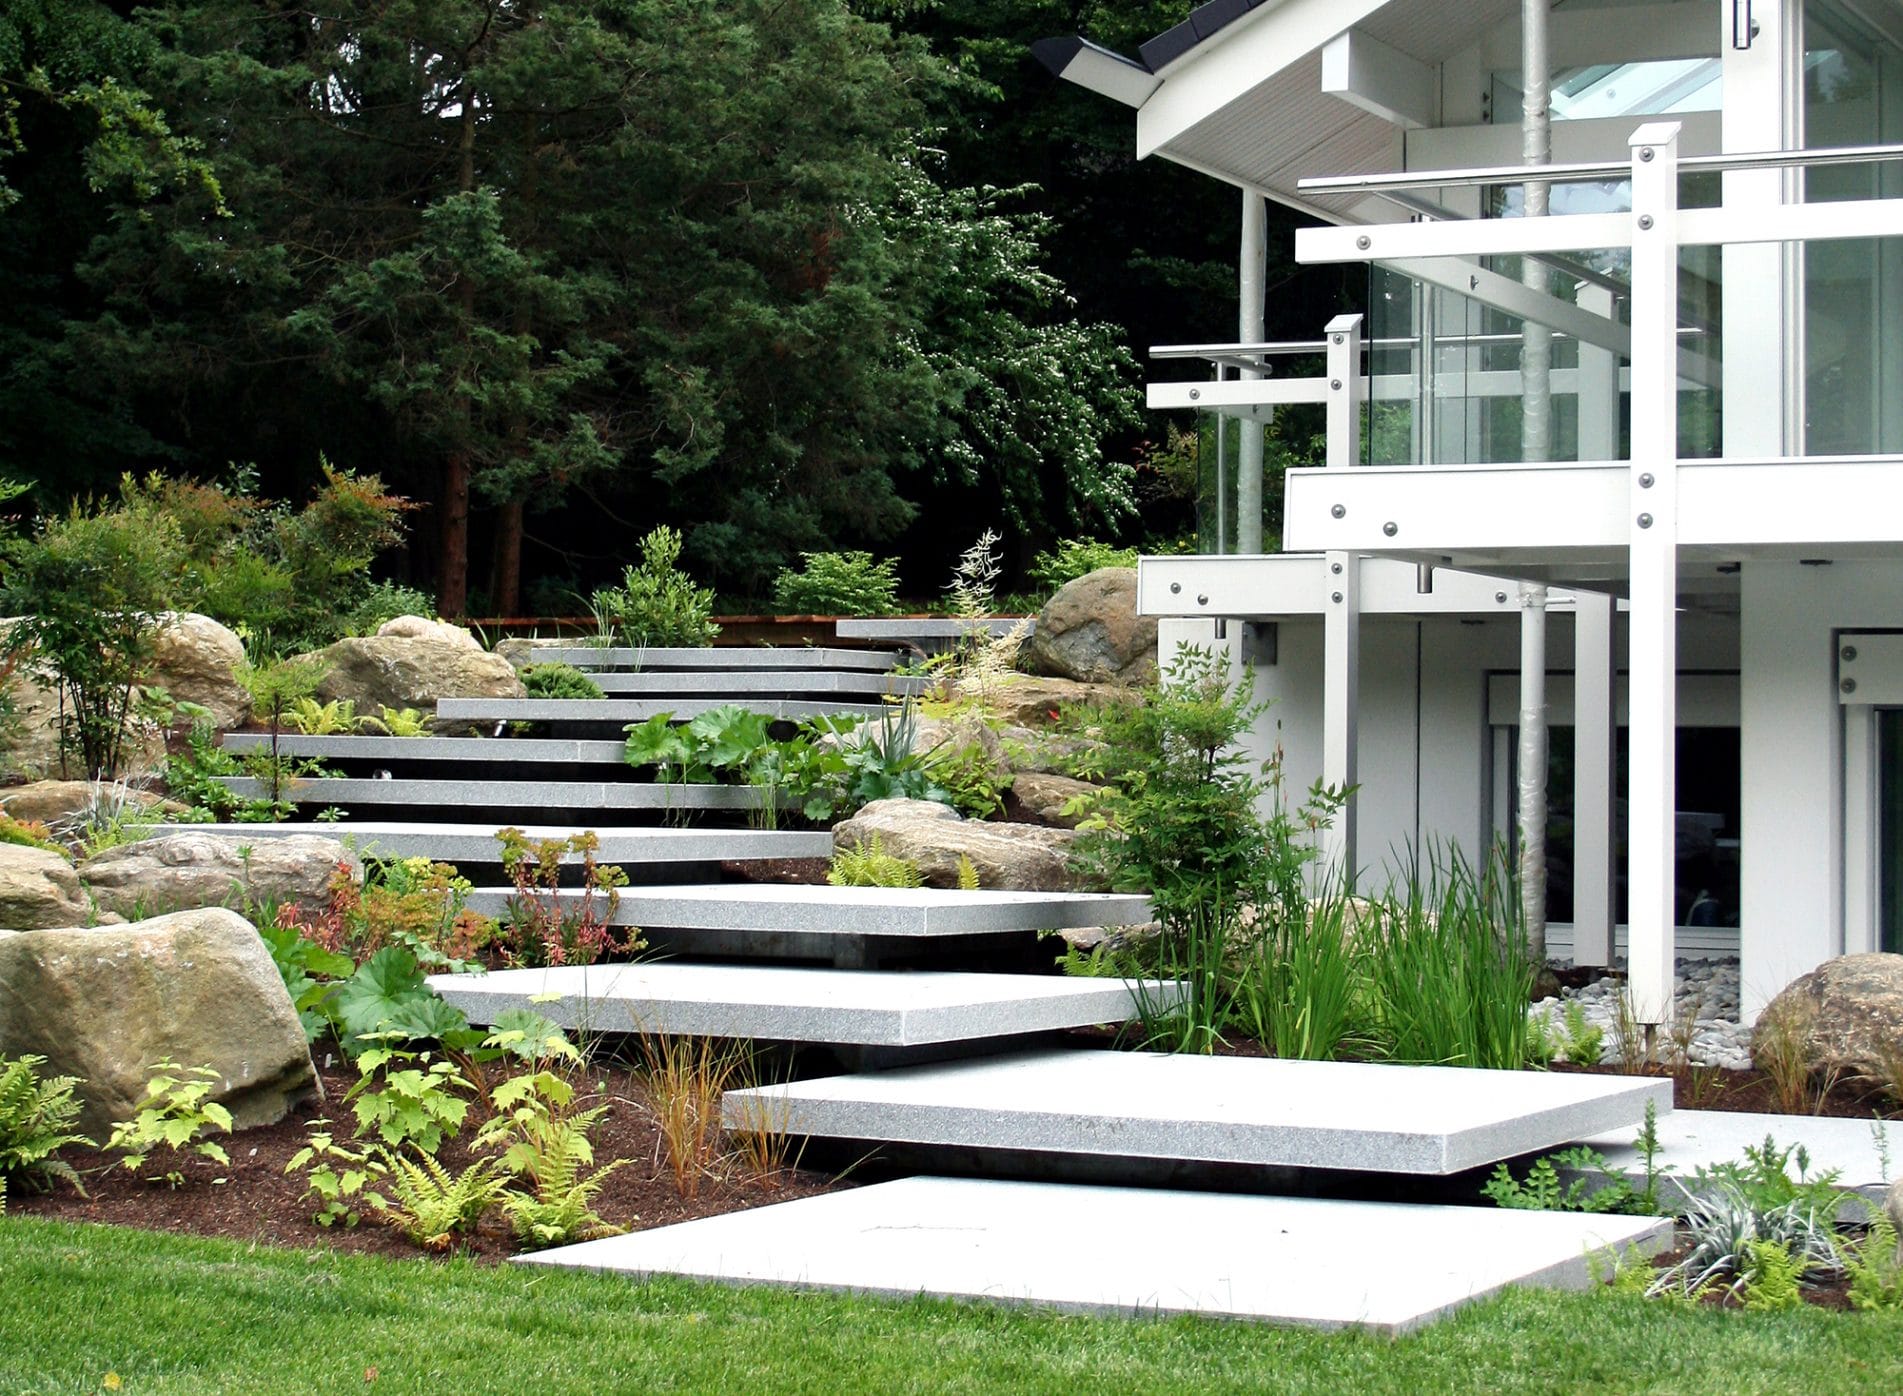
2, 1217, 1901, 1394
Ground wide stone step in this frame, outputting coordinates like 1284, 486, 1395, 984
428, 963, 1176, 1046
836, 618, 1032, 648
434, 697, 892, 724
519, 1175, 1671, 1332
588, 670, 929, 698
221, 733, 628, 766
151, 821, 830, 866
723, 1048, 1673, 1176
458, 884, 1153, 967
513, 646, 897, 672
218, 776, 777, 813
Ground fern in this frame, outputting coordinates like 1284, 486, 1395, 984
475, 1073, 626, 1248
1740, 1237, 1809, 1310
1482, 1147, 1635, 1214
286, 697, 359, 735
1847, 1216, 1903, 1311
378, 1150, 507, 1250
827, 836, 923, 888
357, 706, 432, 736
0, 1054, 92, 1195
955, 854, 981, 891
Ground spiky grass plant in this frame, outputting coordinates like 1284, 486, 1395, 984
638, 1034, 747, 1200
1229, 871, 1370, 1062
0, 1054, 91, 1195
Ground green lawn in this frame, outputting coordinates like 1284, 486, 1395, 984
1, 1217, 1898, 1395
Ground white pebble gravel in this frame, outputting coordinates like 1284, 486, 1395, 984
1528, 956, 1752, 1071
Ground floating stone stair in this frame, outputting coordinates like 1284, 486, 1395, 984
836, 618, 1031, 651
521, 1175, 1671, 1333
434, 696, 892, 726
217, 776, 780, 816
721, 1047, 1672, 1176
160, 820, 830, 867
587, 669, 928, 698
456, 884, 1153, 967
427, 962, 1178, 1049
514, 646, 898, 672
221, 733, 629, 768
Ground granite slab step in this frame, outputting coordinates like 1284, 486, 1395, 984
142, 821, 831, 866
1567, 1108, 1900, 1208
427, 963, 1178, 1046
434, 697, 891, 724
836, 618, 1032, 645
459, 884, 1152, 936
519, 1175, 1671, 1333
513, 646, 896, 672
723, 1047, 1674, 1176
220, 733, 629, 766
588, 670, 929, 698
217, 776, 778, 813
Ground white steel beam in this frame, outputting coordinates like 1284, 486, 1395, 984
1572, 591, 1617, 968
1137, 0, 1392, 156
1321, 28, 1436, 130
1406, 111, 1720, 172
1298, 212, 1632, 262
1320, 315, 1364, 884
1136, 555, 1541, 619
1478, 2, 1714, 68
1625, 121, 1681, 1031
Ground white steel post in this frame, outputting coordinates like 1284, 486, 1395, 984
1626, 122, 1682, 1032
1572, 590, 1617, 967
1321, 314, 1365, 883
1238, 192, 1268, 553
1576, 283, 1621, 462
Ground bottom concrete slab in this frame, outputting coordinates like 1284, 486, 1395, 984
519, 1176, 1671, 1332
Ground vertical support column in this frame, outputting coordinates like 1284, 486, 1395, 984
1320, 314, 1365, 883
1237, 191, 1268, 554
1572, 590, 1617, 967
1626, 123, 1682, 1030
1576, 283, 1621, 462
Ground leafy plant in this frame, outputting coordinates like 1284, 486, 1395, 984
0, 1053, 91, 1195
587, 526, 718, 648
357, 705, 432, 737
476, 1070, 626, 1247
1739, 1237, 1810, 1311
1846, 1215, 1903, 1310
105, 1060, 233, 1186
770, 551, 901, 616
520, 663, 605, 701
234, 655, 329, 808
494, 829, 634, 969
922, 737, 1012, 820
325, 946, 474, 1053
0, 810, 64, 853
343, 1042, 475, 1153
1027, 538, 1138, 593
284, 696, 360, 735
1650, 1136, 1851, 1299
1483, 1147, 1641, 1215
284, 1122, 387, 1228
342, 581, 437, 638
827, 836, 923, 888
258, 921, 356, 1041
1560, 1001, 1607, 1067
378, 1149, 509, 1250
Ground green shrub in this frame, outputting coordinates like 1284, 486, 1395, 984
521, 663, 605, 700
343, 1044, 474, 1154
342, 581, 437, 637
0, 1053, 91, 1195
105, 1060, 233, 1187
1028, 538, 1138, 593
770, 551, 901, 616
587, 526, 718, 648
0, 811, 63, 854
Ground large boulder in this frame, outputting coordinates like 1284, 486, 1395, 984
0, 780, 183, 829
147, 612, 249, 729
1010, 771, 1105, 829
0, 844, 93, 930
293, 630, 524, 713
79, 831, 358, 919
375, 614, 484, 651
1024, 567, 1157, 686
1752, 953, 1903, 1084
831, 797, 1091, 891
0, 907, 316, 1136
0, 628, 168, 780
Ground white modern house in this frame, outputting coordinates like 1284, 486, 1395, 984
1038, 0, 1903, 1024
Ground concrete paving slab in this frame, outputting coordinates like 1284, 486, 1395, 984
427, 964, 1175, 1045
220, 733, 628, 764
514, 646, 896, 672
217, 776, 774, 812
1568, 1107, 1899, 1206
435, 697, 891, 722
142, 821, 831, 865
837, 618, 1031, 641
519, 1175, 1671, 1332
590, 670, 928, 697
458, 884, 1152, 934
725, 1048, 1673, 1175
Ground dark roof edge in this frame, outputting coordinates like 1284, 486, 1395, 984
1031, 35, 1152, 79
1138, 0, 1271, 72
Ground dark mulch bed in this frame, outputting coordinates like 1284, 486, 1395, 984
9, 1053, 840, 1265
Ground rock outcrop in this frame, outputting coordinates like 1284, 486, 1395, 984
1024, 567, 1156, 686
147, 612, 249, 729
831, 797, 1090, 891
0, 844, 94, 930
0, 907, 316, 1136
294, 627, 524, 714
0, 780, 183, 829
79, 831, 358, 920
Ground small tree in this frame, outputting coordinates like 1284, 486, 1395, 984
2, 505, 183, 779
235, 656, 329, 807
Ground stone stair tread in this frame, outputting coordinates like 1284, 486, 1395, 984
518, 1175, 1671, 1332
216, 776, 775, 811
428, 963, 1177, 1046
589, 670, 928, 696
220, 734, 629, 764
151, 821, 831, 864
434, 697, 891, 721
723, 1047, 1673, 1175
513, 646, 897, 672
458, 883, 1151, 934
